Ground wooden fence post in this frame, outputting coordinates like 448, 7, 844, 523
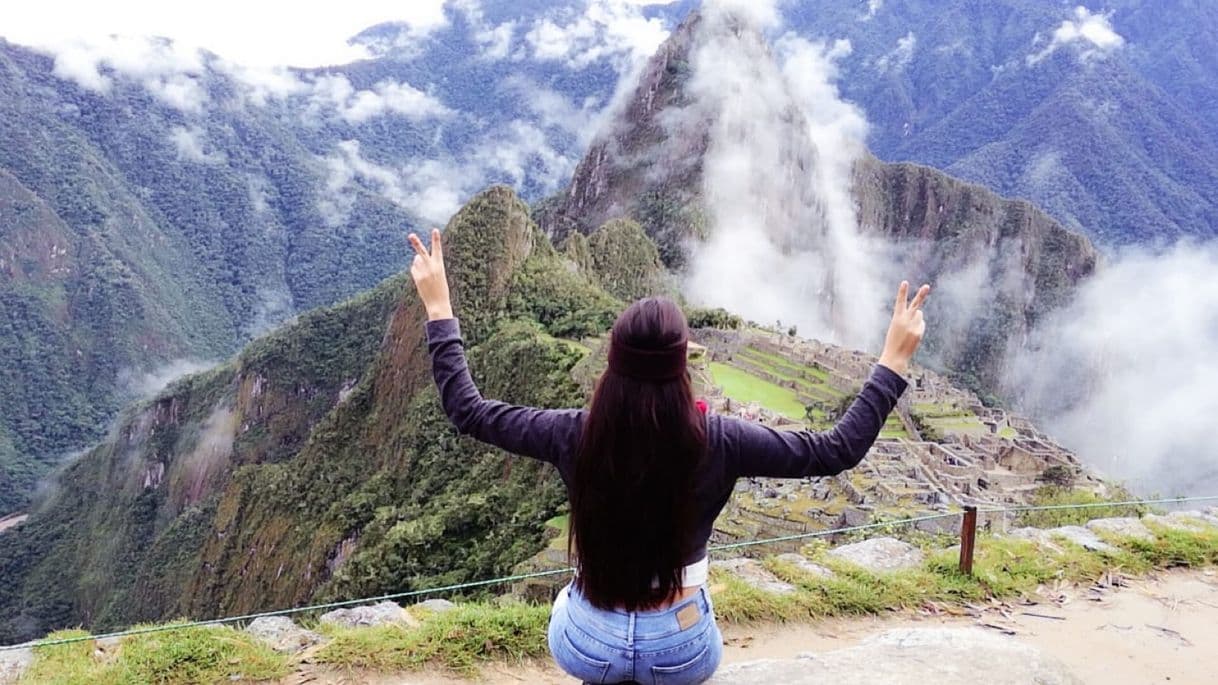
959, 506, 978, 575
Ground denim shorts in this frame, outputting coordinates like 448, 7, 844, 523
548, 583, 724, 684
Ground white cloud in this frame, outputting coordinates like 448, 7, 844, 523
1007, 243, 1218, 496
44, 35, 209, 112
683, 1, 889, 349
875, 31, 916, 73
169, 125, 225, 164
862, 0, 884, 21
341, 80, 452, 123
476, 21, 517, 60
1028, 6, 1125, 66
0, 0, 453, 68
321, 113, 579, 226
305, 74, 451, 124
524, 0, 676, 71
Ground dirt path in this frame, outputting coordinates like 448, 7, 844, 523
287, 568, 1218, 684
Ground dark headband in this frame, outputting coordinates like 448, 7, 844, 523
607, 335, 688, 381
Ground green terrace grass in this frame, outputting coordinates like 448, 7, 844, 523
22, 522, 1218, 681
314, 602, 551, 676
1018, 486, 1149, 528
740, 347, 832, 383
709, 362, 806, 420
19, 624, 289, 685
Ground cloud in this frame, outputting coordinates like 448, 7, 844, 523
1028, 6, 1125, 66
304, 74, 451, 124
875, 32, 916, 73
524, 0, 676, 71
0, 0, 453, 68
862, 0, 884, 21
169, 125, 226, 164
682, 1, 890, 349
320, 112, 580, 226
1006, 243, 1218, 496
119, 359, 217, 399
43, 35, 209, 112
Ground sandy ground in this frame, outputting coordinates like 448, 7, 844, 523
285, 568, 1218, 685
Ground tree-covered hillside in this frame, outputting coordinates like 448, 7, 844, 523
0, 186, 661, 644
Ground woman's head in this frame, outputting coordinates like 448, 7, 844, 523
570, 297, 708, 610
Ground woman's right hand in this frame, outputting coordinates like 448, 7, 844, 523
878, 281, 930, 376
408, 228, 454, 321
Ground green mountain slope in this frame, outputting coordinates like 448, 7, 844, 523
0, 186, 631, 643
0, 44, 420, 514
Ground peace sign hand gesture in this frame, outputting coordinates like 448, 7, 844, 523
408, 229, 454, 321
878, 281, 930, 376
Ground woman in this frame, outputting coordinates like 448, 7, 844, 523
408, 229, 928, 684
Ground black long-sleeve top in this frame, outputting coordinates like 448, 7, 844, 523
426, 318, 907, 565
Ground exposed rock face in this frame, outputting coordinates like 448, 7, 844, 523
412, 598, 458, 615
1086, 517, 1155, 542
0, 646, 31, 685
712, 559, 796, 595
826, 537, 925, 573
244, 616, 324, 653
1009, 526, 1118, 554
711, 628, 1083, 684
775, 553, 834, 579
537, 8, 1098, 396
319, 601, 418, 629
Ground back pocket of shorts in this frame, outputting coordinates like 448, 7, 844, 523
557, 630, 611, 683
651, 645, 713, 685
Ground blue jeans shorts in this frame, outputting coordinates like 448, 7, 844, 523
548, 583, 724, 684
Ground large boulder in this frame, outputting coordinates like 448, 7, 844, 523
1009, 526, 1117, 554
319, 601, 419, 629
826, 537, 924, 573
775, 553, 834, 579
712, 559, 796, 594
0, 646, 32, 685
710, 628, 1082, 684
244, 616, 324, 653
1086, 517, 1155, 542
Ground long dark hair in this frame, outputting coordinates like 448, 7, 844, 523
569, 297, 708, 610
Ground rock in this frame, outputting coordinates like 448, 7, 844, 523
319, 601, 419, 629
1009, 526, 1117, 554
840, 506, 870, 528
709, 628, 1082, 684
775, 553, 834, 579
411, 598, 458, 615
1143, 511, 1218, 533
1086, 517, 1155, 542
0, 647, 32, 685
0, 650, 31, 684
711, 559, 796, 594
1051, 526, 1119, 553
826, 537, 924, 573
244, 616, 324, 653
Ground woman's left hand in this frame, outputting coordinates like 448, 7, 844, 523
408, 229, 454, 321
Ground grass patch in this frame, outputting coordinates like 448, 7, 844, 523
315, 602, 550, 676
1018, 486, 1148, 528
21, 624, 288, 685
709, 362, 806, 420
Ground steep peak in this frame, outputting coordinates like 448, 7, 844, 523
441, 185, 536, 341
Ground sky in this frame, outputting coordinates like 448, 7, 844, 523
0, 1, 453, 66
0, 0, 678, 68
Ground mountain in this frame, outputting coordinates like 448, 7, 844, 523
777, 0, 1218, 246
3, 0, 1212, 514
0, 186, 632, 643
537, 8, 1098, 398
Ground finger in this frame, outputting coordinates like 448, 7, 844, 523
912, 309, 926, 336
408, 233, 428, 258
431, 228, 443, 262
909, 284, 931, 312
894, 281, 909, 314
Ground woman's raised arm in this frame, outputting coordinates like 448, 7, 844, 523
411, 230, 581, 464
